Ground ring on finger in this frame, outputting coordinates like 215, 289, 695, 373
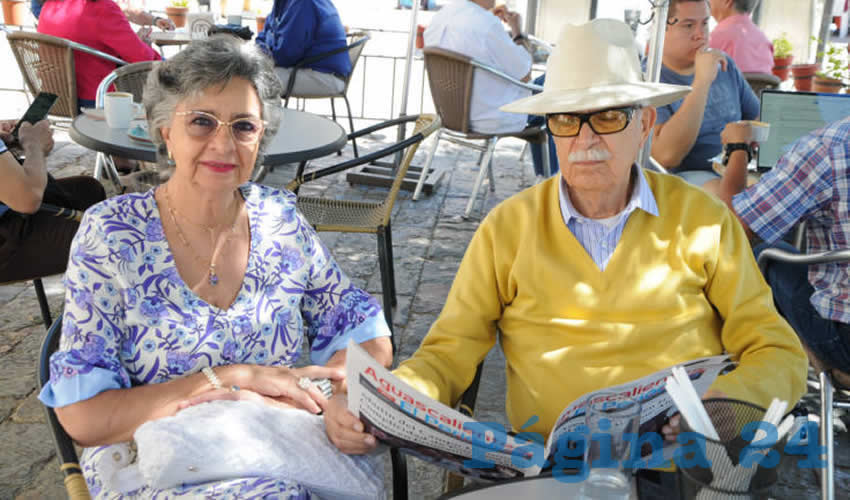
297, 376, 313, 391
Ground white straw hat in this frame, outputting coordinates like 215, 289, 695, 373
501, 19, 691, 115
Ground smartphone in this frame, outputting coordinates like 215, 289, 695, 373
10, 92, 58, 141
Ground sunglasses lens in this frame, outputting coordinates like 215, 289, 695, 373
547, 114, 580, 137
232, 119, 263, 144
589, 109, 630, 134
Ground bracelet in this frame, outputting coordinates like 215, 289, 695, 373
722, 142, 752, 165
202, 366, 223, 390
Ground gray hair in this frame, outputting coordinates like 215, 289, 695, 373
143, 34, 283, 169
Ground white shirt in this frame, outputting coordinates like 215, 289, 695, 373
423, 0, 532, 134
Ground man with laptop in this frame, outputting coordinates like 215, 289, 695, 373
707, 97, 850, 387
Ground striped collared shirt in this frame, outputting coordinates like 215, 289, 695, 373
558, 165, 659, 270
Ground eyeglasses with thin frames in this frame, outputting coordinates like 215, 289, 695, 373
175, 110, 266, 145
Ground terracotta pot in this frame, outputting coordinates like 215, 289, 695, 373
771, 55, 793, 81
256, 15, 265, 33
791, 63, 819, 91
415, 24, 425, 49
813, 75, 845, 94
2, 0, 27, 26
165, 6, 189, 28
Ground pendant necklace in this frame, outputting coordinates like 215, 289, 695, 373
163, 184, 241, 286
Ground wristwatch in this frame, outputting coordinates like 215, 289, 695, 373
512, 33, 527, 43
723, 142, 752, 165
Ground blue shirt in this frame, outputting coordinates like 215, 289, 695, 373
558, 165, 659, 270
0, 138, 8, 218
657, 56, 759, 172
255, 0, 352, 77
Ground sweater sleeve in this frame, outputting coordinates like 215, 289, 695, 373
703, 205, 808, 408
393, 215, 505, 407
264, 0, 315, 68
99, 0, 161, 64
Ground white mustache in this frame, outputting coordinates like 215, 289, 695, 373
567, 148, 612, 163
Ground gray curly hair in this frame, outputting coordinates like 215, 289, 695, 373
143, 34, 283, 169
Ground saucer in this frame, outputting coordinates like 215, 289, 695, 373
127, 124, 152, 143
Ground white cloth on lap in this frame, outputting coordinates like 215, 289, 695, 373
117, 400, 384, 499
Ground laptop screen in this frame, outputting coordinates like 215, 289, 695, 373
758, 90, 850, 169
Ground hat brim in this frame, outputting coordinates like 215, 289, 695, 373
500, 82, 691, 115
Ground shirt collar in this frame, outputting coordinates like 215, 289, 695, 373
717, 13, 752, 28
558, 164, 659, 227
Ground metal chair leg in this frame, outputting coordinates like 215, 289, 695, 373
820, 370, 835, 500
391, 448, 408, 500
541, 137, 551, 178
464, 138, 496, 218
385, 223, 397, 307
377, 229, 395, 352
343, 95, 358, 158
33, 278, 52, 329
487, 153, 496, 192
413, 128, 441, 201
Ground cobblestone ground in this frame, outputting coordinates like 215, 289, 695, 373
1, 122, 848, 499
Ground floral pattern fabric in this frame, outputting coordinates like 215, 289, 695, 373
38, 183, 389, 498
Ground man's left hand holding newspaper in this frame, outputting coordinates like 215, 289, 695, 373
326, 394, 378, 454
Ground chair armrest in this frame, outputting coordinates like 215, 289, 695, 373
284, 34, 370, 97
468, 59, 542, 92
67, 40, 127, 67
757, 247, 850, 275
38, 203, 84, 223
646, 156, 669, 174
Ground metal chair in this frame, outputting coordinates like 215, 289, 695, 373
757, 246, 850, 500
417, 47, 550, 218
282, 31, 370, 157
93, 61, 156, 188
286, 114, 440, 352
7, 31, 126, 119
38, 316, 92, 499
743, 72, 781, 97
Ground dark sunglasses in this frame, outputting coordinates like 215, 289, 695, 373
175, 110, 266, 145
546, 107, 639, 137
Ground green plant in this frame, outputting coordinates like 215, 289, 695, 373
772, 33, 793, 58
814, 38, 849, 81
170, 0, 189, 8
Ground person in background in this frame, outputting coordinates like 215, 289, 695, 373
0, 119, 105, 283
652, 0, 758, 186
708, 0, 773, 74
256, 0, 351, 97
425, 0, 558, 179
31, 0, 176, 32
706, 117, 850, 389
324, 21, 807, 495
37, 0, 162, 111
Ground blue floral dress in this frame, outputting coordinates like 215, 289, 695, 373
38, 184, 391, 499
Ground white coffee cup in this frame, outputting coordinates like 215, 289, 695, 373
104, 92, 137, 129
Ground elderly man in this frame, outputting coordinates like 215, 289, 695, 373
325, 18, 806, 478
424, 0, 558, 178
708, 0, 774, 74
652, 0, 759, 185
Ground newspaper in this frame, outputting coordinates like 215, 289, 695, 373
345, 340, 734, 480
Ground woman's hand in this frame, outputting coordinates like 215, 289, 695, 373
18, 120, 54, 156
324, 393, 377, 454
155, 16, 176, 31
224, 364, 345, 414
177, 386, 322, 413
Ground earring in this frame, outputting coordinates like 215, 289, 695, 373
166, 149, 175, 166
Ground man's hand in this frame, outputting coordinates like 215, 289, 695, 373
0, 119, 15, 144
721, 122, 754, 145
18, 120, 54, 156
491, 5, 522, 38
661, 389, 727, 442
694, 47, 727, 86
324, 393, 378, 454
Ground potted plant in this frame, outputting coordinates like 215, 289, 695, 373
791, 63, 818, 91
166, 0, 190, 28
771, 33, 793, 81
813, 42, 848, 93
2, 0, 27, 26
253, 6, 266, 32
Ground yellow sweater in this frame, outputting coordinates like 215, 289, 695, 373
394, 171, 807, 438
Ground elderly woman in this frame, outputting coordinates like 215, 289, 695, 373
38, 35, 392, 498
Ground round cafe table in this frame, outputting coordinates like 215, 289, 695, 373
438, 473, 638, 499
70, 108, 346, 168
